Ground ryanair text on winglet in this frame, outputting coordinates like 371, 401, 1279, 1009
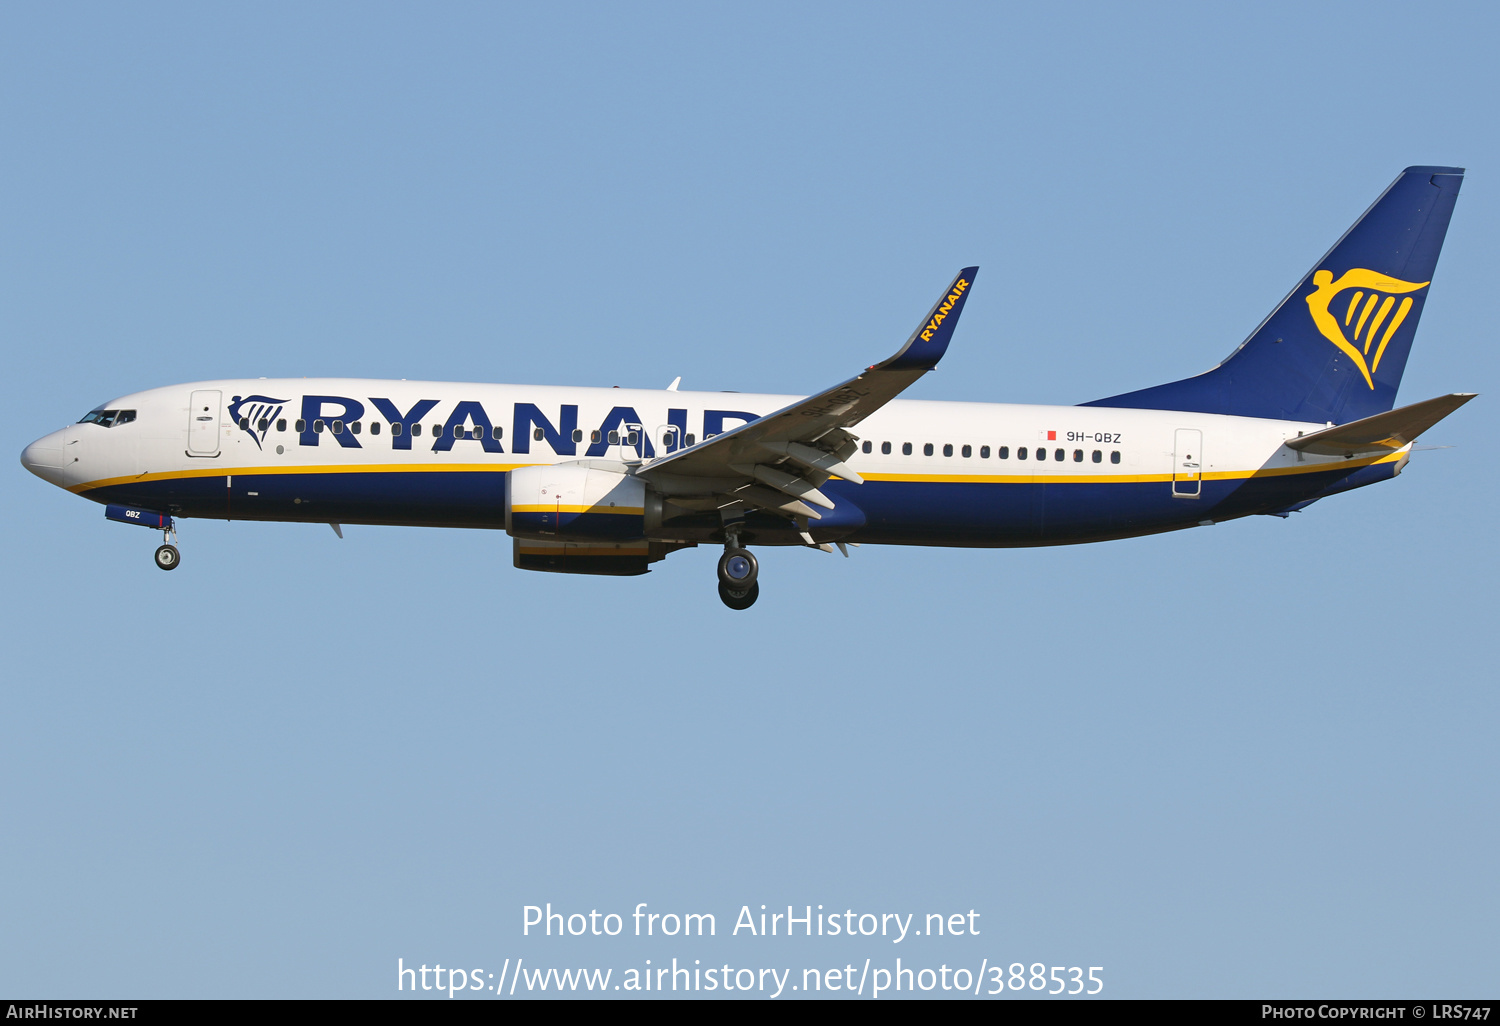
919, 279, 970, 342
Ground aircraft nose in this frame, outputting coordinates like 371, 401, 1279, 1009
21, 429, 69, 486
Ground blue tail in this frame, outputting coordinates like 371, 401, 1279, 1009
1084, 166, 1465, 424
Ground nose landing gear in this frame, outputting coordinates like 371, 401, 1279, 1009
106, 505, 182, 571
152, 522, 180, 571
716, 540, 758, 609
154, 542, 180, 571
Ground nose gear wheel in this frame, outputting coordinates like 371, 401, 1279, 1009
154, 544, 180, 571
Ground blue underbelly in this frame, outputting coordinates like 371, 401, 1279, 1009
82, 461, 1386, 543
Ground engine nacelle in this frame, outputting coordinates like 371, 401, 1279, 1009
506, 462, 649, 541
514, 539, 684, 576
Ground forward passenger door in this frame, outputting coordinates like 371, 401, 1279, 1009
188, 390, 222, 456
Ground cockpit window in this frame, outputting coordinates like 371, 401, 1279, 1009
79, 409, 135, 427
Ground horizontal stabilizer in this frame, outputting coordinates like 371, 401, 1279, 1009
1285, 393, 1476, 457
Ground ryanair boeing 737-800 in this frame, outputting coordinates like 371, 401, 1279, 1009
20, 167, 1476, 608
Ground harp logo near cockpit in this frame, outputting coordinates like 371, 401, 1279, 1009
227, 394, 290, 449
1304, 269, 1429, 389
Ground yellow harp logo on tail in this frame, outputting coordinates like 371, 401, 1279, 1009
1305, 269, 1429, 388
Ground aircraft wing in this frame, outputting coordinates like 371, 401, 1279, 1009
637, 267, 978, 522
1284, 393, 1476, 457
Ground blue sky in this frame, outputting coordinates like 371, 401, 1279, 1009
2, 1, 1495, 998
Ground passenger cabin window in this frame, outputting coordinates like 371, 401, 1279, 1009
332, 420, 344, 434
257, 419, 269, 432
1091, 450, 1101, 463
961, 444, 971, 458
980, 445, 990, 458
882, 441, 892, 455
313, 420, 325, 433
902, 442, 912, 455
352, 421, 362, 434
923, 443, 934, 456
276, 419, 286, 432
572, 429, 584, 443
493, 426, 503, 440
862, 441, 872, 454
533, 427, 544, 441
685, 434, 695, 446
430, 424, 441, 436
591, 430, 601, 443
391, 422, 403, 436
998, 446, 1009, 459
370, 422, 381, 435
942, 444, 953, 457
295, 419, 307, 432
1111, 450, 1121, 464
1073, 449, 1082, 462
1034, 447, 1044, 461
411, 424, 421, 437
239, 417, 250, 430
1018, 447, 1028, 460
608, 431, 620, 444
1053, 448, 1063, 461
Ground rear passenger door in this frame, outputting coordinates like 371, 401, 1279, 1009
1172, 428, 1202, 498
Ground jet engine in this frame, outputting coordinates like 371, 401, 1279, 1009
505, 461, 651, 542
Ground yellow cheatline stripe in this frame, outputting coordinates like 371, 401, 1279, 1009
860, 451, 1401, 485
511, 505, 644, 515
70, 461, 542, 494
76, 451, 1404, 495
1372, 297, 1412, 373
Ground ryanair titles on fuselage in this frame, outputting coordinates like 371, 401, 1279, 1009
257, 392, 761, 459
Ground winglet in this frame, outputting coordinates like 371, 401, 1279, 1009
877, 267, 979, 371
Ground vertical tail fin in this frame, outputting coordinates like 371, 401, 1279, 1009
1085, 166, 1465, 423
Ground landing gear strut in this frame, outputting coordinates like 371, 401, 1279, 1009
717, 539, 758, 609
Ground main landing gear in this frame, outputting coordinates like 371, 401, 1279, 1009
717, 541, 759, 610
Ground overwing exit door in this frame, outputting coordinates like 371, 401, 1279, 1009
655, 424, 680, 455
1172, 428, 1202, 498
617, 422, 645, 463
